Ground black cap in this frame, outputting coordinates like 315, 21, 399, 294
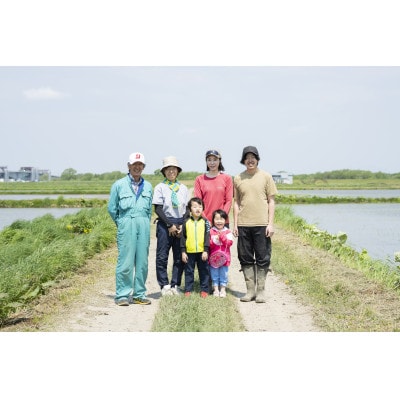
205, 150, 221, 159
240, 146, 260, 164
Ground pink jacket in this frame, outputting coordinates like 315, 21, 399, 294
209, 227, 234, 267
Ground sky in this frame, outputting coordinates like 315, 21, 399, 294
1, 2, 400, 179
2, 66, 400, 178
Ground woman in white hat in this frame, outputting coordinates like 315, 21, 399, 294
152, 156, 189, 296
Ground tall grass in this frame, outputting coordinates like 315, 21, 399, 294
0, 206, 116, 325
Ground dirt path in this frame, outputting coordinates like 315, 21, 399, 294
20, 230, 318, 332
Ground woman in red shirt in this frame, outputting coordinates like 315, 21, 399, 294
193, 149, 233, 227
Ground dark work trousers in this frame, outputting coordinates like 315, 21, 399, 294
237, 226, 272, 269
184, 253, 210, 293
155, 218, 184, 289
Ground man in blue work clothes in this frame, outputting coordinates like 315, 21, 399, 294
108, 152, 153, 306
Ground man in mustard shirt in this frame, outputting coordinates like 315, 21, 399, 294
233, 146, 278, 303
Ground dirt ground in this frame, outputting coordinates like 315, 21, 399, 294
5, 229, 319, 332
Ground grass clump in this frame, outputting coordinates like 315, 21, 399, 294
0, 206, 116, 325
152, 280, 245, 332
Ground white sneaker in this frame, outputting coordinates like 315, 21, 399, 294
170, 286, 180, 295
161, 284, 172, 296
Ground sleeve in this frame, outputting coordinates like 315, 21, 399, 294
220, 230, 234, 247
193, 175, 202, 199
107, 182, 119, 224
223, 174, 234, 215
204, 220, 211, 252
154, 204, 172, 226
152, 183, 164, 205
145, 183, 153, 219
180, 223, 187, 252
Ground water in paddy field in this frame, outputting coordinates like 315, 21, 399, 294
290, 203, 400, 265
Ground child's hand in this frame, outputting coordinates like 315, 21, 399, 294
201, 251, 208, 261
182, 252, 188, 263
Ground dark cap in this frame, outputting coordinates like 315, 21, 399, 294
240, 145, 260, 164
205, 150, 221, 159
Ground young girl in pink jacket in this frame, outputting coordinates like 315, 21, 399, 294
209, 209, 234, 297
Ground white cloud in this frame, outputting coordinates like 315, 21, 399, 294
23, 87, 68, 100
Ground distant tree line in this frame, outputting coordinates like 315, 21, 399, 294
295, 169, 400, 180
57, 168, 400, 181
58, 168, 202, 181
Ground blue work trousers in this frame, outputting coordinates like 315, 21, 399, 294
155, 219, 184, 288
115, 216, 150, 301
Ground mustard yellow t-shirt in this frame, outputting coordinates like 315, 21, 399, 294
234, 169, 278, 226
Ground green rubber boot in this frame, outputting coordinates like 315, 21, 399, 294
255, 267, 268, 303
240, 265, 256, 302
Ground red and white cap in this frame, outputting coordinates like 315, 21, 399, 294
128, 152, 146, 165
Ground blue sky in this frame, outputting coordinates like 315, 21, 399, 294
1, 2, 399, 178
1, 66, 400, 177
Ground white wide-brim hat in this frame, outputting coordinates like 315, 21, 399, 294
161, 156, 182, 172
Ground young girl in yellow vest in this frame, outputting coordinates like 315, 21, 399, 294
180, 197, 211, 298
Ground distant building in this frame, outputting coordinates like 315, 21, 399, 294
0, 166, 51, 182
272, 171, 293, 184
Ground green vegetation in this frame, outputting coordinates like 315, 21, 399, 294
152, 283, 244, 332
295, 169, 400, 180
0, 177, 195, 195
58, 168, 201, 182
0, 206, 116, 325
276, 194, 400, 204
0, 196, 108, 208
1, 169, 400, 195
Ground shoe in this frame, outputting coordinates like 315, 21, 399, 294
219, 291, 226, 298
200, 291, 208, 298
115, 298, 129, 306
213, 290, 220, 297
184, 292, 191, 297
161, 284, 172, 296
131, 297, 151, 305
170, 286, 180, 295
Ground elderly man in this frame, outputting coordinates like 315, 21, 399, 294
108, 152, 153, 306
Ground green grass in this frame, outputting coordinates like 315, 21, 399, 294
152, 279, 245, 332
276, 194, 400, 204
0, 196, 108, 208
0, 206, 116, 325
0, 178, 195, 194
272, 205, 400, 331
2, 175, 400, 196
